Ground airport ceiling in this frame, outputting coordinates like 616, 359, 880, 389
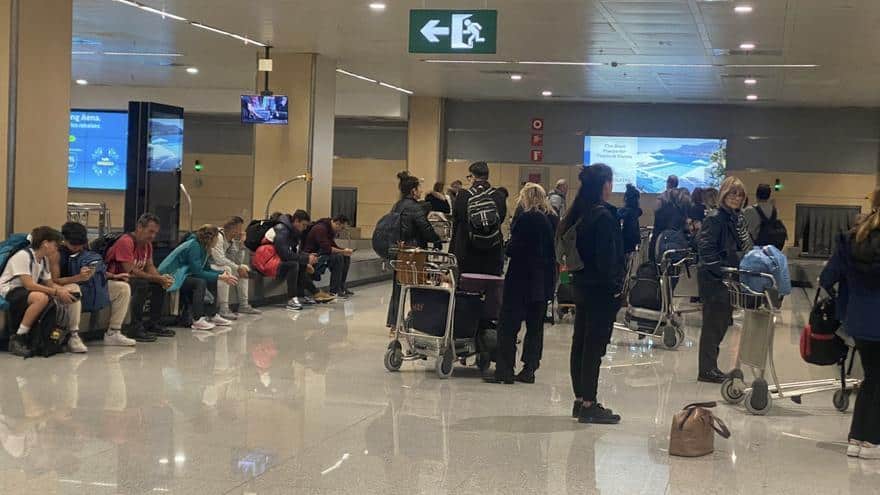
73, 0, 880, 106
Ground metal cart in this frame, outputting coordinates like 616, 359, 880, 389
616, 248, 696, 350
427, 212, 452, 243
719, 268, 860, 415
384, 249, 459, 379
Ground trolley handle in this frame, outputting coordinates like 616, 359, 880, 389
721, 267, 778, 289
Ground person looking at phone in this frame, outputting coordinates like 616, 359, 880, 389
53, 221, 136, 347
303, 214, 354, 298
105, 213, 175, 341
1, 227, 87, 357
212, 216, 261, 318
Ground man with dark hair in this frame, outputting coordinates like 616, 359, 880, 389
53, 222, 136, 347
105, 212, 173, 341
743, 183, 777, 242
212, 216, 261, 318
253, 209, 322, 310
303, 214, 354, 298
1, 226, 86, 356
667, 175, 679, 190
452, 161, 508, 275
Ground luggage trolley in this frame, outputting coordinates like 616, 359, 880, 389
616, 248, 695, 350
719, 268, 860, 415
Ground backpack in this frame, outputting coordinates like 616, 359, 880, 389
466, 187, 502, 250
755, 207, 788, 250
628, 261, 661, 310
556, 219, 584, 272
655, 229, 689, 264
244, 219, 282, 252
26, 301, 67, 358
801, 288, 847, 365
90, 232, 129, 259
66, 250, 110, 312
372, 203, 403, 260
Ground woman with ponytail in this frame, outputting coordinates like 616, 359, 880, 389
821, 189, 880, 460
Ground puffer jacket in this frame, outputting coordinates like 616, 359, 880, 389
821, 229, 880, 341
697, 207, 751, 303
396, 197, 440, 249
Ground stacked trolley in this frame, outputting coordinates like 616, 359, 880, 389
719, 268, 861, 415
384, 248, 500, 379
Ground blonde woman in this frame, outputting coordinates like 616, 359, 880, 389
821, 189, 880, 459
696, 177, 752, 383
485, 183, 557, 384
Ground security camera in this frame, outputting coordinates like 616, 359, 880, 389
611, 61, 619, 68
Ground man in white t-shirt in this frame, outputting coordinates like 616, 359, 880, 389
1, 227, 86, 357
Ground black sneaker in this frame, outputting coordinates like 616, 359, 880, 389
125, 327, 158, 343
578, 403, 621, 424
483, 374, 515, 385
572, 401, 582, 418
697, 369, 727, 384
342, 289, 355, 297
515, 369, 536, 384
147, 324, 176, 338
8, 335, 30, 358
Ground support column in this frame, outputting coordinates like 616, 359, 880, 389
252, 53, 336, 220
0, 0, 71, 235
407, 96, 445, 187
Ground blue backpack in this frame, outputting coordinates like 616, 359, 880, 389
0, 234, 33, 310
65, 250, 111, 312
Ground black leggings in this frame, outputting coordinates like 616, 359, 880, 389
496, 301, 547, 378
570, 286, 619, 402
851, 339, 880, 444
180, 277, 216, 320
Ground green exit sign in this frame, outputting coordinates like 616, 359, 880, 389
409, 10, 497, 54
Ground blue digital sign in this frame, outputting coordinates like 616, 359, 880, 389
68, 110, 128, 190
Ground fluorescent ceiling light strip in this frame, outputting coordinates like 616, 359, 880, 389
518, 61, 604, 66
111, 0, 139, 6
104, 51, 183, 56
72, 50, 96, 55
423, 59, 511, 64
137, 5, 188, 21
231, 34, 267, 47
336, 69, 377, 83
191, 22, 235, 37
726, 64, 818, 68
379, 82, 414, 95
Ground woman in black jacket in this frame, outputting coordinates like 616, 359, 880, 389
485, 183, 556, 384
563, 164, 626, 425
696, 176, 752, 383
386, 172, 442, 329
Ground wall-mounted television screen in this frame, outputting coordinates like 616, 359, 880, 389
583, 136, 727, 193
68, 110, 128, 190
148, 112, 184, 172
241, 95, 289, 125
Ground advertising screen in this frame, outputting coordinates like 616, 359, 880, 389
241, 95, 289, 125
583, 136, 727, 193
68, 110, 128, 190
148, 113, 184, 172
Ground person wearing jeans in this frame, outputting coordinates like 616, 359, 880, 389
303, 215, 354, 298
252, 210, 322, 311
821, 188, 880, 460
212, 216, 261, 318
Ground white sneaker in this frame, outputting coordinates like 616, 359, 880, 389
218, 311, 239, 321
210, 315, 233, 327
861, 442, 880, 460
191, 317, 216, 331
68, 333, 88, 353
848, 439, 862, 458
103, 330, 136, 347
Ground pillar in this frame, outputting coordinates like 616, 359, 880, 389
0, 0, 72, 235
407, 96, 445, 187
252, 53, 336, 220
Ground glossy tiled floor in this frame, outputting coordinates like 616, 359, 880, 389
0, 281, 876, 494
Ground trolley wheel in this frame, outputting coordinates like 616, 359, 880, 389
729, 368, 745, 381
745, 379, 772, 415
721, 377, 745, 405
436, 347, 454, 379
833, 389, 851, 412
384, 342, 404, 372
662, 325, 681, 349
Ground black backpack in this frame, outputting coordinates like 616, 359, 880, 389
628, 261, 661, 311
756, 207, 788, 250
372, 203, 403, 260
466, 187, 502, 250
244, 219, 281, 252
26, 301, 68, 359
90, 232, 130, 259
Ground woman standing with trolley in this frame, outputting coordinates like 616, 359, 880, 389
821, 189, 880, 459
485, 183, 556, 385
563, 164, 626, 424
696, 177, 753, 383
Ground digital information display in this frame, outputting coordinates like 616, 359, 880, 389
68, 110, 128, 190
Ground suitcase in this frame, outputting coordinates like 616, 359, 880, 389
409, 288, 482, 339
459, 273, 504, 320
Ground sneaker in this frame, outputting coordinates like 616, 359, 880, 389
572, 400, 583, 419
286, 298, 303, 311
238, 305, 262, 315
148, 325, 176, 338
578, 403, 621, 425
301, 296, 317, 305
848, 439, 863, 458
191, 317, 217, 331
861, 442, 880, 460
329, 292, 349, 300
125, 326, 158, 343
8, 335, 31, 358
516, 368, 536, 384
210, 315, 233, 327
68, 333, 88, 354
342, 289, 355, 297
218, 311, 239, 321
103, 330, 136, 347
314, 291, 336, 303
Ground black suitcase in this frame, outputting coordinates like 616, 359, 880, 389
409, 288, 483, 339
628, 261, 661, 311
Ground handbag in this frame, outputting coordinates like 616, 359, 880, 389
669, 402, 731, 457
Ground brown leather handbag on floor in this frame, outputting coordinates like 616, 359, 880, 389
669, 402, 731, 457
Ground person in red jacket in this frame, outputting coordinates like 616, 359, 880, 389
252, 210, 318, 310
303, 215, 354, 298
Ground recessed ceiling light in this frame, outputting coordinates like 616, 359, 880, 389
186, 67, 199, 74
369, 2, 386, 11
510, 74, 523, 81
75, 79, 88, 85
734, 5, 753, 14
739, 42, 756, 50
542, 90, 553, 97
746, 94, 758, 101
744, 78, 757, 85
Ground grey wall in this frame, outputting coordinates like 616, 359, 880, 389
446, 101, 880, 174
184, 113, 254, 155
334, 118, 407, 160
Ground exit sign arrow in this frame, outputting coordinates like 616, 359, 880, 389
420, 19, 450, 43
